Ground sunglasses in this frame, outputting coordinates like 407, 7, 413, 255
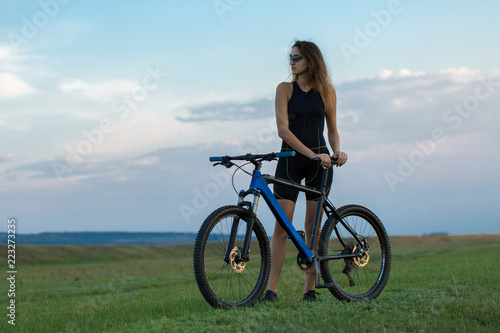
289, 54, 306, 63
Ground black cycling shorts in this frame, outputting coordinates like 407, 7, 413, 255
273, 153, 333, 202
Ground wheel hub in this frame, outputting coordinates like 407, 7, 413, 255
352, 245, 370, 267
229, 247, 246, 273
342, 242, 370, 287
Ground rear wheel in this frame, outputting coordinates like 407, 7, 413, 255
193, 205, 270, 308
318, 205, 391, 301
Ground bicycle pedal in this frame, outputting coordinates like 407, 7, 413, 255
288, 230, 306, 242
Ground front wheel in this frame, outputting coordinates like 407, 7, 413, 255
193, 205, 270, 308
318, 204, 391, 301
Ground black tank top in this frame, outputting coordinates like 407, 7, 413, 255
281, 81, 329, 155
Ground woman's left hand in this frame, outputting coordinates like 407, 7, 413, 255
332, 151, 348, 166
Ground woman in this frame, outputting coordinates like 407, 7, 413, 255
261, 41, 348, 302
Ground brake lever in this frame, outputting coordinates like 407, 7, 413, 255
213, 161, 234, 168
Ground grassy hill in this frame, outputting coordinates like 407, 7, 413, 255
1, 234, 499, 332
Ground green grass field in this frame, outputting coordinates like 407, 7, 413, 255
1, 234, 499, 332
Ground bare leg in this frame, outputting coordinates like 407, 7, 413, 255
304, 200, 321, 294
267, 199, 295, 294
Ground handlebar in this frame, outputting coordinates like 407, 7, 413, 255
209, 151, 296, 163
210, 151, 342, 171
311, 156, 339, 166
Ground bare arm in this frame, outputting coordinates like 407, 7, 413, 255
325, 86, 348, 166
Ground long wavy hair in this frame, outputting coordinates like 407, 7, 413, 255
291, 41, 335, 115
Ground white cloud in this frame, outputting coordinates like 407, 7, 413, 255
398, 68, 425, 77
59, 78, 140, 102
377, 68, 426, 80
0, 73, 37, 99
0, 45, 12, 59
439, 67, 481, 83
378, 69, 393, 79
66, 111, 198, 159
129, 156, 160, 166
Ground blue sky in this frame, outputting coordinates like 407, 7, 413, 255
1, 0, 499, 236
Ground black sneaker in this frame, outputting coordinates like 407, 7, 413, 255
302, 290, 321, 302
259, 290, 278, 303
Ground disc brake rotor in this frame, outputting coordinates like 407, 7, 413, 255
229, 247, 246, 273
352, 245, 370, 267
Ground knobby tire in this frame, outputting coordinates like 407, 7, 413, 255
193, 205, 270, 309
318, 204, 391, 301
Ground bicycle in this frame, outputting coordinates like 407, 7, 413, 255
193, 151, 391, 309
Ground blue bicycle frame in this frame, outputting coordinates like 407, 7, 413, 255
250, 169, 315, 259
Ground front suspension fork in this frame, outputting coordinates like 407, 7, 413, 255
224, 190, 260, 263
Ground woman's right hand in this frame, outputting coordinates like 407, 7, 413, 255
311, 153, 332, 168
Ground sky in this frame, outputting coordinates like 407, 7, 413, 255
1, 0, 499, 236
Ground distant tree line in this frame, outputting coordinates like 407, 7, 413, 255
0, 232, 197, 245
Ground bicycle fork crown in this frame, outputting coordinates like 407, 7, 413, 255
238, 188, 260, 208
